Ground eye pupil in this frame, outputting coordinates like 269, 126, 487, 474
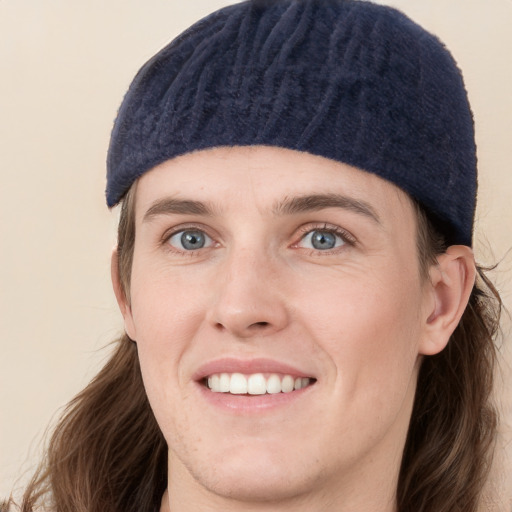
181, 231, 206, 250
311, 231, 336, 250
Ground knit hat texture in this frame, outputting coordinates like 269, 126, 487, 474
106, 0, 477, 246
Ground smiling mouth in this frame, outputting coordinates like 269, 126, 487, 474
204, 373, 316, 395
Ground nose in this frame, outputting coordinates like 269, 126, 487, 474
207, 247, 289, 339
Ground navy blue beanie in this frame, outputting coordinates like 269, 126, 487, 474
106, 0, 477, 246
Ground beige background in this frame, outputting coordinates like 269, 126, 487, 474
1, 0, 511, 508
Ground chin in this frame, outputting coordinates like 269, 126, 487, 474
197, 465, 313, 503
179, 443, 320, 503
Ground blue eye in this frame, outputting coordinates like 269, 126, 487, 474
300, 229, 345, 250
168, 230, 213, 251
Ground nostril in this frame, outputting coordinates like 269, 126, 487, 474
251, 321, 270, 328
213, 321, 269, 332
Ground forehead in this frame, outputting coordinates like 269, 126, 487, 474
135, 146, 415, 225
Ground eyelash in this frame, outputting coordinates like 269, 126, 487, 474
161, 222, 356, 255
293, 223, 356, 253
162, 224, 217, 256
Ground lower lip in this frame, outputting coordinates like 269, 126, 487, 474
195, 382, 315, 414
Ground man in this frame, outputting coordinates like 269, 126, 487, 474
5, 1, 502, 511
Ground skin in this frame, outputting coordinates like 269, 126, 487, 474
112, 146, 475, 512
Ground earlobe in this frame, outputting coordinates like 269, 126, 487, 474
419, 245, 476, 356
111, 248, 137, 340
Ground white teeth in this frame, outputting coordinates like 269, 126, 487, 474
281, 375, 295, 393
219, 373, 230, 392
248, 373, 267, 395
230, 373, 248, 394
208, 374, 219, 390
266, 374, 282, 394
206, 373, 312, 394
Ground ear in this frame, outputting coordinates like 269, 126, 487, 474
419, 245, 476, 356
111, 247, 137, 341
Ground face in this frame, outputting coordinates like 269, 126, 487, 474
119, 146, 435, 507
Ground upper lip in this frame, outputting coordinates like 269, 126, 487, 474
192, 357, 315, 381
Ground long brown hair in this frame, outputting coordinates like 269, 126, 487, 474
2, 188, 502, 512
397, 205, 501, 512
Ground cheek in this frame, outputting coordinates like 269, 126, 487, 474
129, 255, 207, 344
298, 263, 424, 394
127, 262, 208, 421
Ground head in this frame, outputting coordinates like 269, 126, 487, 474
106, 1, 495, 510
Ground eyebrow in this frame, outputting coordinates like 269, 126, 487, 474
143, 198, 217, 222
272, 193, 381, 223
142, 193, 380, 224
